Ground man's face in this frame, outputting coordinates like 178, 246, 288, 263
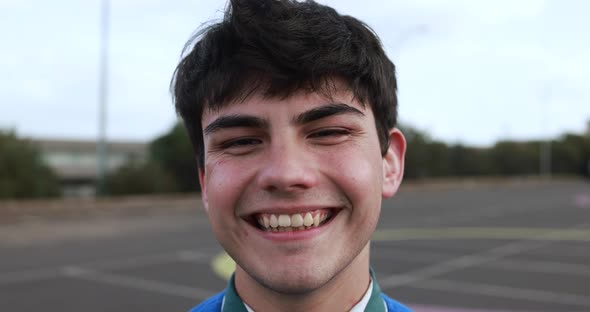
199, 85, 404, 293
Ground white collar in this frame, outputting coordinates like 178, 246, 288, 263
243, 278, 374, 312
350, 277, 374, 312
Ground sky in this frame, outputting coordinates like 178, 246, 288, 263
1, 0, 589, 147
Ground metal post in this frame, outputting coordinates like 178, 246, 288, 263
539, 86, 552, 180
540, 139, 551, 179
97, 0, 110, 196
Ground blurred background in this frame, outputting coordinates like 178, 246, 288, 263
1, 0, 589, 198
1, 1, 590, 311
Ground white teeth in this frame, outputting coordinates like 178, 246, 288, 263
270, 215, 278, 228
291, 214, 304, 227
303, 212, 313, 226
256, 211, 332, 231
263, 215, 270, 228
278, 214, 291, 227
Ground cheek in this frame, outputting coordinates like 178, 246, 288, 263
321, 147, 383, 202
204, 158, 250, 214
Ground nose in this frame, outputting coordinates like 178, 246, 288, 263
256, 140, 318, 193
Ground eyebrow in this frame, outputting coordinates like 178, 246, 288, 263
293, 103, 365, 125
203, 103, 365, 135
203, 115, 268, 135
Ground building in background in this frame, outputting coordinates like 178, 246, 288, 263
33, 139, 147, 197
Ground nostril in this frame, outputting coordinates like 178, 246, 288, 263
256, 154, 318, 191
264, 185, 278, 193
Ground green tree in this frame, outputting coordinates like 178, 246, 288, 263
106, 161, 178, 195
552, 134, 590, 175
400, 124, 432, 179
490, 141, 539, 175
400, 124, 590, 178
426, 141, 451, 177
448, 144, 491, 176
0, 131, 60, 198
150, 123, 200, 192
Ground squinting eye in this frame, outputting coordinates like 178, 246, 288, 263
309, 128, 351, 138
222, 138, 262, 149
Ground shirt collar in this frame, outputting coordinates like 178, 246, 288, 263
349, 275, 373, 312
221, 274, 248, 312
222, 269, 386, 312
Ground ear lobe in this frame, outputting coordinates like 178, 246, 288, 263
382, 128, 406, 198
199, 168, 209, 212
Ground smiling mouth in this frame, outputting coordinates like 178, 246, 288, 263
249, 209, 336, 232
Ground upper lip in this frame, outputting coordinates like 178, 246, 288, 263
242, 205, 340, 217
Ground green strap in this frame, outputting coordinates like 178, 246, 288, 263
222, 269, 385, 312
365, 268, 387, 312
222, 274, 248, 312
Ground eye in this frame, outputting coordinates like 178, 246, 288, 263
307, 128, 352, 146
221, 137, 262, 149
308, 128, 351, 139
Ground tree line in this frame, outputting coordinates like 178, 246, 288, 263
1, 124, 589, 198
400, 124, 590, 179
0, 131, 60, 198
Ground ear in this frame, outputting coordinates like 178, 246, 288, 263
382, 128, 406, 198
199, 168, 209, 213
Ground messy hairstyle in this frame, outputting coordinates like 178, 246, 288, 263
171, 0, 398, 170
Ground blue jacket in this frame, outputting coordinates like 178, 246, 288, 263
190, 271, 412, 312
190, 290, 412, 311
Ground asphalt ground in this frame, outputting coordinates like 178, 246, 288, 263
1, 179, 589, 312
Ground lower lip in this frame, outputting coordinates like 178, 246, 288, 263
253, 211, 339, 242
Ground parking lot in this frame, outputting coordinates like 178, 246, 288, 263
1, 179, 589, 311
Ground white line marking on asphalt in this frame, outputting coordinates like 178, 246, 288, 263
0, 268, 61, 286
483, 258, 590, 276
413, 278, 590, 308
79, 249, 212, 271
379, 224, 590, 289
0, 249, 212, 286
0, 215, 205, 247
372, 227, 590, 242
372, 248, 590, 276
418, 204, 534, 227
177, 250, 212, 262
61, 266, 215, 300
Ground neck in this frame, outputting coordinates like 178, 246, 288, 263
235, 243, 371, 312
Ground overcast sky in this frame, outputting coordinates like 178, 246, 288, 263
1, 0, 589, 146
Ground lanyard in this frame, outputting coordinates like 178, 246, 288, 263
222, 269, 385, 312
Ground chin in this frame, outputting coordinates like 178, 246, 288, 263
255, 271, 328, 295
237, 259, 334, 295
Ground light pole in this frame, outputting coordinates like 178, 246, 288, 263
96, 0, 110, 196
540, 135, 551, 179
539, 84, 553, 179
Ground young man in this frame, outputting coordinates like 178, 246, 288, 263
172, 0, 409, 311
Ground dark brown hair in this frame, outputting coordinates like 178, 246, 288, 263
171, 0, 398, 169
